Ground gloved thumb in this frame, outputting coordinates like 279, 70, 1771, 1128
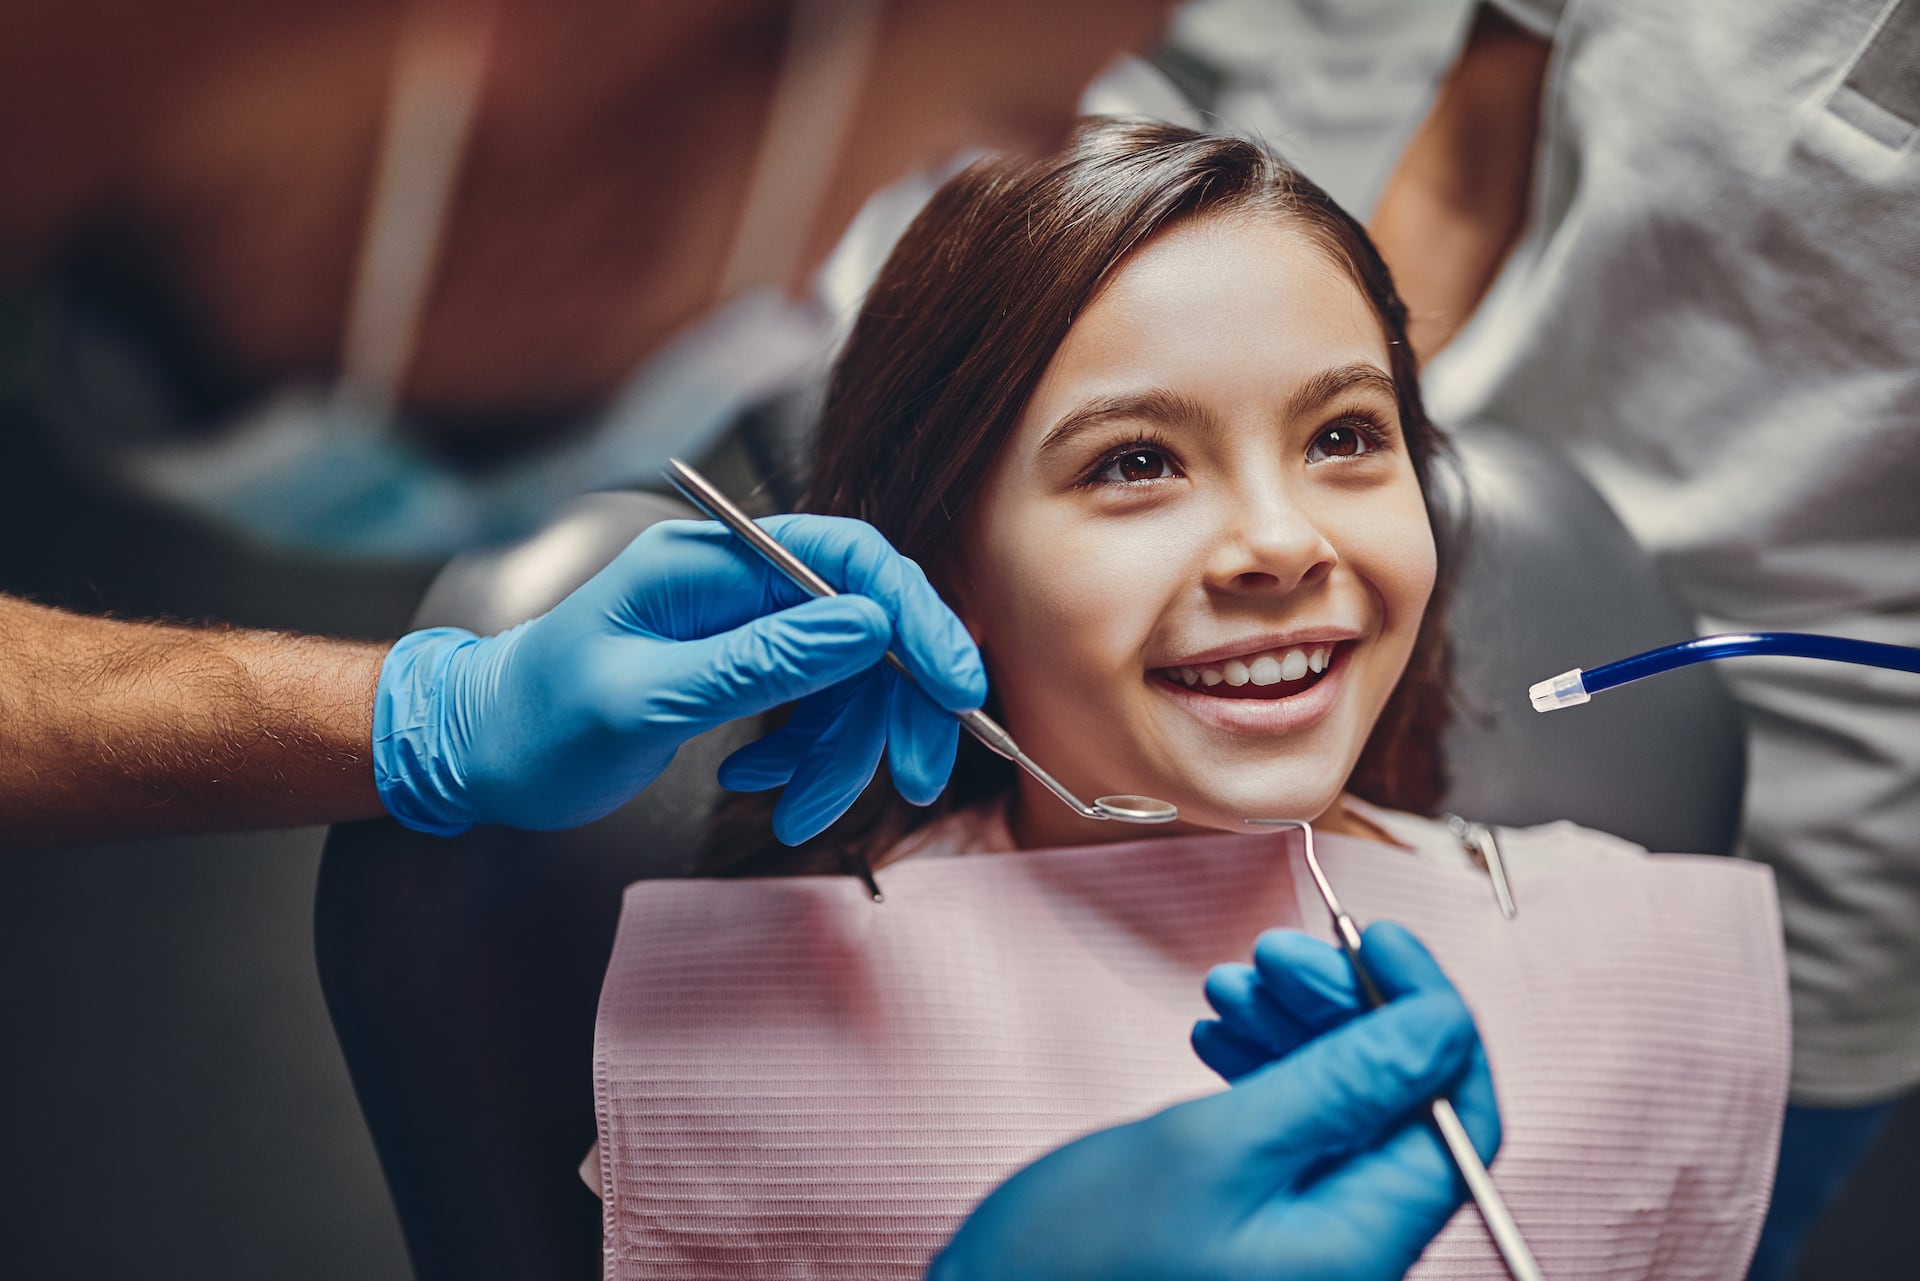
662, 595, 893, 732
1224, 988, 1477, 1172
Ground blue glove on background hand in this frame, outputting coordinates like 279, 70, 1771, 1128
928, 921, 1499, 1281
373, 515, 985, 839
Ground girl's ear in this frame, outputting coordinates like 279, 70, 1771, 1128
935, 561, 987, 649
950, 596, 988, 653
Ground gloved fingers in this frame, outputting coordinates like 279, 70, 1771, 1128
1191, 1018, 1275, 1083
884, 671, 961, 806
597, 520, 799, 636
1355, 921, 1454, 1001
602, 519, 899, 638
1203, 963, 1318, 1060
716, 730, 807, 792
1310, 1114, 1458, 1204
1223, 988, 1479, 1173
1449, 1042, 1502, 1165
1242, 1118, 1467, 1281
600, 514, 986, 715
769, 669, 889, 845
1354, 924, 1501, 1162
657, 595, 892, 734
1276, 923, 1501, 1166
1250, 929, 1366, 1033
761, 515, 987, 714
716, 679, 863, 792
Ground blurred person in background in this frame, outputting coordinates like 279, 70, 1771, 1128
1366, 4, 1920, 1277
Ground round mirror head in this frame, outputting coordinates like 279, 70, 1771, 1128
1093, 794, 1179, 823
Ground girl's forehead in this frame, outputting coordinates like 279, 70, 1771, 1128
1025, 217, 1391, 430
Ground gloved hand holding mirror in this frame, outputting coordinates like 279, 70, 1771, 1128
372, 513, 985, 842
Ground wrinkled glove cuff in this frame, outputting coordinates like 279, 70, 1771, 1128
373, 627, 483, 837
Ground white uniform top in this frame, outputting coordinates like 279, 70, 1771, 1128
1428, 0, 1920, 1104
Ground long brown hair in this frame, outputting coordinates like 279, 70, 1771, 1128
705, 118, 1459, 879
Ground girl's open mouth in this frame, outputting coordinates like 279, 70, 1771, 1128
1155, 642, 1347, 699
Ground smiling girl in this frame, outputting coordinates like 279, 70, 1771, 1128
711, 118, 1453, 864
591, 120, 1789, 1279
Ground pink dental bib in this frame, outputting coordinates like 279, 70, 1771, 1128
593, 811, 1788, 1279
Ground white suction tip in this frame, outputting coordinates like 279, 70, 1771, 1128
1529, 668, 1591, 712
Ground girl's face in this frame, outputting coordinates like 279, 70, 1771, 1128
957, 214, 1436, 847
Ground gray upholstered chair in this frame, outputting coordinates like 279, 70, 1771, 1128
1436, 428, 1745, 853
315, 425, 1745, 1280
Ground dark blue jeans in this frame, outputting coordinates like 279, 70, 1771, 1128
1747, 1101, 1897, 1281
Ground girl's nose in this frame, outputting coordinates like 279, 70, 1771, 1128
1204, 488, 1338, 595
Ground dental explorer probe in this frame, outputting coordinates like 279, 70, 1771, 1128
1246, 818, 1546, 1281
662, 459, 1181, 832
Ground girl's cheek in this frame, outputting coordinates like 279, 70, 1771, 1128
986, 520, 1171, 676
1044, 516, 1185, 609
1334, 493, 1436, 617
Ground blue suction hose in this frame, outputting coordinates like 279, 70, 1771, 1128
1530, 632, 1920, 712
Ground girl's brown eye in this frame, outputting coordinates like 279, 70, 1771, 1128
1117, 450, 1166, 482
1090, 445, 1177, 485
1309, 419, 1383, 463
1317, 426, 1364, 458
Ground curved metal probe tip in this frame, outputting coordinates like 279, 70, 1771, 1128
1244, 817, 1346, 920
1243, 816, 1545, 1281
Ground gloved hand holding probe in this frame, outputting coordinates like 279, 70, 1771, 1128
1195, 922, 1503, 1245
372, 515, 985, 841
929, 922, 1500, 1281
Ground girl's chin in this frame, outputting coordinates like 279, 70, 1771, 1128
1145, 779, 1351, 834
1006, 777, 1348, 850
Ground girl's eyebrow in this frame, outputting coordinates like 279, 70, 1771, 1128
1036, 362, 1398, 460
1280, 361, 1399, 423
1036, 387, 1217, 459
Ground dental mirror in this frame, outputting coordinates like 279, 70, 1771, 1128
663, 458, 1181, 829
1091, 794, 1180, 823
956, 703, 1177, 823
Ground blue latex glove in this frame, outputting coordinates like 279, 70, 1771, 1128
373, 515, 985, 839
929, 921, 1499, 1281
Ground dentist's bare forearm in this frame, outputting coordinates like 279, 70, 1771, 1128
1369, 5, 1550, 363
0, 594, 389, 849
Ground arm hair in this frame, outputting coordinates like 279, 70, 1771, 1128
0, 593, 388, 849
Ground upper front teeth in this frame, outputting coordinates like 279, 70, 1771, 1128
1171, 645, 1334, 688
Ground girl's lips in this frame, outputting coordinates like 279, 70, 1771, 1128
1149, 642, 1350, 735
